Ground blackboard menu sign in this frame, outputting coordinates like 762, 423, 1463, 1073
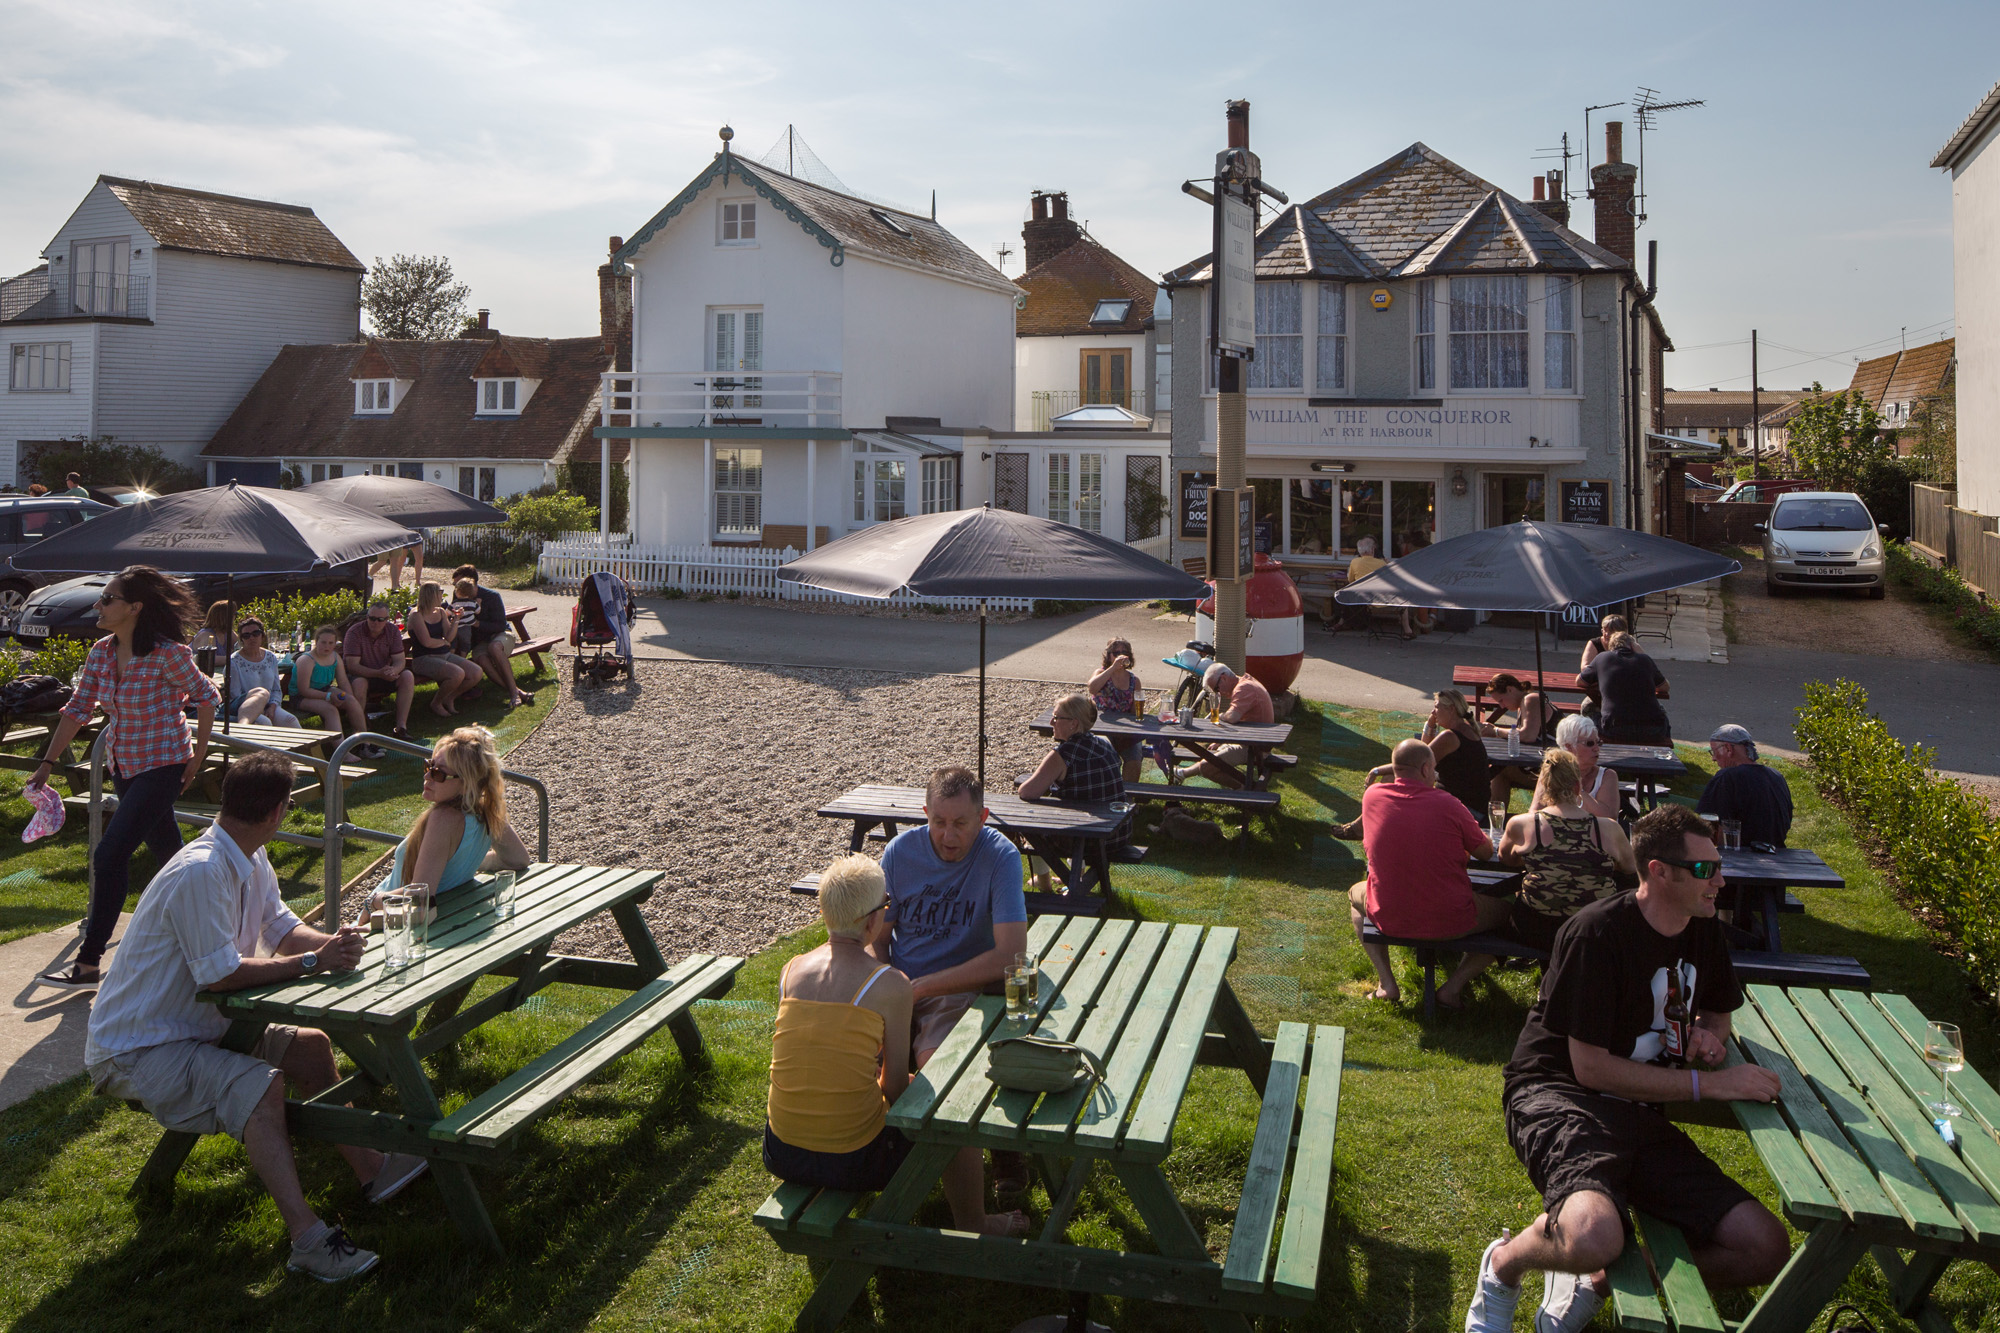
1561, 479, 1609, 526
1178, 470, 1216, 539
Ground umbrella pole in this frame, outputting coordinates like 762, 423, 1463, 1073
222, 573, 233, 737
978, 598, 987, 790
1534, 615, 1545, 697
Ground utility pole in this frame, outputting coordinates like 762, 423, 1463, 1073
1751, 330, 1760, 479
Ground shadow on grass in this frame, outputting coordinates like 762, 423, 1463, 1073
8, 1046, 755, 1333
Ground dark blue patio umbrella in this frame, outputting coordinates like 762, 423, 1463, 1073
779, 507, 1206, 784
1337, 519, 1740, 688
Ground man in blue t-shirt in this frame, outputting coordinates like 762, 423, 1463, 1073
871, 765, 1029, 1237
1699, 724, 1792, 851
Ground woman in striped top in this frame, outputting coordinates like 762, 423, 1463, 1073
31, 565, 219, 990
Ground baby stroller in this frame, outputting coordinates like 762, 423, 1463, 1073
570, 570, 636, 689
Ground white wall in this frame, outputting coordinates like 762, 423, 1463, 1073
0, 322, 96, 485
1954, 120, 2000, 514
628, 181, 846, 379
841, 255, 1014, 429
1015, 332, 1149, 426
632, 439, 708, 544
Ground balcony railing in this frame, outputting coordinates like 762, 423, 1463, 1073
1030, 386, 1145, 431
600, 371, 842, 431
0, 272, 150, 322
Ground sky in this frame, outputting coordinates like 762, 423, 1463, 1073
2, 0, 1993, 394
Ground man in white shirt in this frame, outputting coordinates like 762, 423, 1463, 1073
86, 750, 427, 1282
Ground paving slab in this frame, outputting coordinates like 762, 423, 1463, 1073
0, 915, 127, 1112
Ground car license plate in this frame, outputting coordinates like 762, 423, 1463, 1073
18, 623, 48, 637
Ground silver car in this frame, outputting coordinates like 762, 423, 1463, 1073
0, 495, 112, 617
1758, 490, 1887, 599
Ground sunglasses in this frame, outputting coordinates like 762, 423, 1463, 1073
94, 591, 126, 606
1658, 857, 1723, 881
367, 614, 393, 623
424, 762, 460, 782
239, 627, 264, 637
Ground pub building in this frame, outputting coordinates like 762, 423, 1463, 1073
1163, 128, 1670, 591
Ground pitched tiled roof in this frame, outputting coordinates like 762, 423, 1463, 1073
1933, 80, 2000, 170
204, 335, 613, 463
1663, 390, 1806, 430
1014, 234, 1157, 336
0, 264, 53, 322
615, 154, 1015, 296
1167, 143, 1628, 284
1849, 339, 1955, 408
100, 176, 363, 273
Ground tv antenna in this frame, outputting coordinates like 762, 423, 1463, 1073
1583, 101, 1624, 185
996, 241, 1014, 275
1630, 87, 1705, 226
1533, 132, 1575, 204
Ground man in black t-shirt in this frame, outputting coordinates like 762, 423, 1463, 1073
1464, 806, 1788, 1333
1700, 724, 1792, 850
1575, 632, 1671, 746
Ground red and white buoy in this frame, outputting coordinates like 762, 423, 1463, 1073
1195, 552, 1304, 696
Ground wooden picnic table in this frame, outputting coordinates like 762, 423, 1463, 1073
1484, 737, 1685, 809
756, 914, 1343, 1331
1029, 709, 1293, 791
1715, 848, 1844, 953
131, 863, 743, 1251
1454, 664, 1587, 709
817, 784, 1128, 917
1635, 985, 2000, 1333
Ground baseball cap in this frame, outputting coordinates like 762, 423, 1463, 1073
1709, 724, 1754, 746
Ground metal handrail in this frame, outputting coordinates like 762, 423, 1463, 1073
320, 732, 549, 924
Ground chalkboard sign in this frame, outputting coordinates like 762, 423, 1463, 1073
1561, 479, 1609, 526
1178, 470, 1216, 539
1237, 490, 1256, 578
1558, 600, 1603, 642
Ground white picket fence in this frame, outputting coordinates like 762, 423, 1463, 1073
422, 525, 630, 564
536, 539, 1033, 611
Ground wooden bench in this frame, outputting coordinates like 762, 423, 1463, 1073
430, 953, 743, 1154
1608, 1210, 1725, 1333
1356, 922, 1869, 1020
1126, 781, 1280, 834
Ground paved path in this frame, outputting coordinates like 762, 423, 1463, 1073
0, 915, 125, 1112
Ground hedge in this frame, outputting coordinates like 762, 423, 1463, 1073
1888, 542, 2000, 654
1796, 678, 2000, 1001
229, 586, 421, 651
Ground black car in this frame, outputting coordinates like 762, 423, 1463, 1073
4, 564, 371, 646
0, 496, 114, 615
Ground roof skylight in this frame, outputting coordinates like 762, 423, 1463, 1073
1089, 298, 1132, 325
870, 208, 913, 238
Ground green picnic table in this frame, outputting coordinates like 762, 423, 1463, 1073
130, 863, 744, 1252
756, 914, 1345, 1331
1614, 985, 2000, 1332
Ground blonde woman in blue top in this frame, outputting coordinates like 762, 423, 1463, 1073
367, 726, 530, 920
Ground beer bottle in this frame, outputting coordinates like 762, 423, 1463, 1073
1662, 963, 1688, 1062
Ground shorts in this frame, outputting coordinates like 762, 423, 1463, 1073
409, 652, 479, 681
88, 1025, 300, 1142
1210, 744, 1252, 768
1505, 1084, 1754, 1246
911, 992, 977, 1060
763, 1122, 912, 1191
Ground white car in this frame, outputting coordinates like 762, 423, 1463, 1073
1757, 491, 1887, 599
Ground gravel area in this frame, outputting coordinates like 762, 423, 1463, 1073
500, 661, 1058, 964
1724, 552, 1984, 662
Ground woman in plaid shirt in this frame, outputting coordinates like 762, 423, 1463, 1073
30, 565, 219, 990
1017, 693, 1131, 857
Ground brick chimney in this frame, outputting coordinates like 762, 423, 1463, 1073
462, 306, 500, 340
597, 235, 633, 368
1590, 122, 1638, 264
1528, 171, 1570, 228
1022, 190, 1082, 271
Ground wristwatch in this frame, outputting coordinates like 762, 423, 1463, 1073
300, 951, 319, 974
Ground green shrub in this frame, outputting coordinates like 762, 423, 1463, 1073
27, 634, 91, 682
1795, 679, 2000, 999
20, 435, 202, 494
1886, 543, 2000, 654
229, 586, 420, 647
506, 491, 599, 541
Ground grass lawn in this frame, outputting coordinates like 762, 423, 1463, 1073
2, 699, 1997, 1330
0, 658, 563, 948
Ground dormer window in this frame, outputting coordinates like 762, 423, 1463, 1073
356, 379, 394, 413
478, 379, 519, 414
720, 201, 756, 244
1089, 299, 1133, 326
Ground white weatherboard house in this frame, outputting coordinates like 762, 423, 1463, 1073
1934, 81, 2000, 517
601, 135, 1019, 552
0, 176, 362, 486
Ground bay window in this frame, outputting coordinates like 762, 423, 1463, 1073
1545, 277, 1576, 391
1449, 275, 1528, 389
1415, 280, 1436, 392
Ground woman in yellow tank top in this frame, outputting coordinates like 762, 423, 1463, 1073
765, 855, 917, 1191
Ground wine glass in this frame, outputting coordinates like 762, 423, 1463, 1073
1925, 1021, 1965, 1121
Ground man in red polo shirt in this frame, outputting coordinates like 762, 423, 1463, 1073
1348, 739, 1509, 1007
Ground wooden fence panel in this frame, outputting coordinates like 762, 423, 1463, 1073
1911, 484, 1956, 562
1969, 529, 2000, 599
1950, 509, 1998, 593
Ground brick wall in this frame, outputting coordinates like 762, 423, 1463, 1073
1689, 501, 1772, 547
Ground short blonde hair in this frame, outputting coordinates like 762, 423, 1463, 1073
1539, 747, 1583, 807
1605, 631, 1637, 652
818, 854, 886, 938
1434, 689, 1473, 726
1053, 692, 1098, 730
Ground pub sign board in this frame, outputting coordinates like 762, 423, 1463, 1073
1561, 479, 1610, 526
1179, 470, 1216, 539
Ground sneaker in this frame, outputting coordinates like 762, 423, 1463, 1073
363, 1153, 430, 1204
286, 1223, 379, 1282
1465, 1232, 1519, 1333
1535, 1269, 1604, 1333
38, 962, 100, 991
